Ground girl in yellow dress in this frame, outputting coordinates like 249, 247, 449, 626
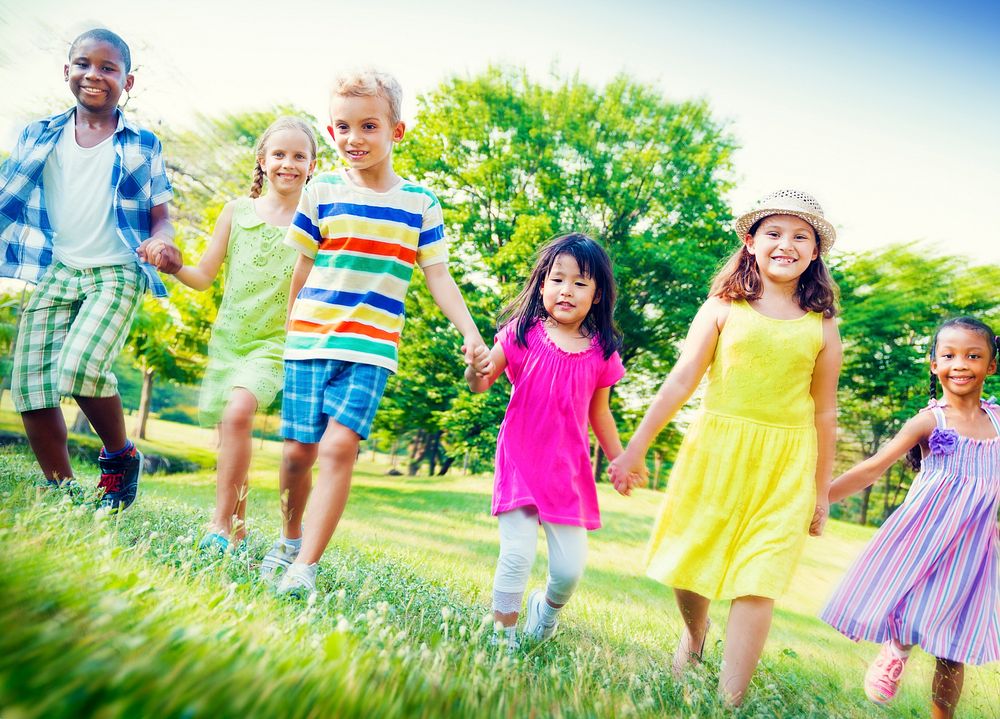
610, 190, 843, 706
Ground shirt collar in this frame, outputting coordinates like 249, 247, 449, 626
45, 107, 137, 136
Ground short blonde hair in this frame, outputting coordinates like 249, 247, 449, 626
331, 69, 403, 126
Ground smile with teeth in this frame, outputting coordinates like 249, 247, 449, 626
948, 376, 974, 384
770, 255, 796, 264
81, 87, 105, 95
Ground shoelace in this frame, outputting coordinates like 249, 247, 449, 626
97, 471, 123, 494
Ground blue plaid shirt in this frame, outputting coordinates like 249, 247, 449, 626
0, 107, 174, 297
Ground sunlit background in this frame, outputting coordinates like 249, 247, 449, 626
1, 0, 998, 261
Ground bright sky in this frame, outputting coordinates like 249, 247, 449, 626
2, 0, 998, 263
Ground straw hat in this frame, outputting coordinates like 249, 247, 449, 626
733, 189, 837, 253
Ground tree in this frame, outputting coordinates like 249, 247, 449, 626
834, 243, 1000, 523
388, 67, 736, 474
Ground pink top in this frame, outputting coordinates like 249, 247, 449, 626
493, 320, 626, 530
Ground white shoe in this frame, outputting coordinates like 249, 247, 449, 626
524, 589, 558, 641
275, 563, 316, 599
260, 539, 300, 580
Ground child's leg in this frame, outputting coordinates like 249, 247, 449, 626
931, 658, 964, 719
673, 588, 712, 675
279, 439, 317, 540
60, 264, 144, 453
295, 419, 360, 565
20, 409, 73, 480
209, 388, 258, 539
12, 264, 78, 480
493, 508, 540, 627
74, 395, 127, 452
719, 595, 774, 706
540, 520, 588, 608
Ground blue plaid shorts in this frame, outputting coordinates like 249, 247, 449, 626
281, 359, 390, 443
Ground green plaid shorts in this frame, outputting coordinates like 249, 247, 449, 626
11, 262, 146, 412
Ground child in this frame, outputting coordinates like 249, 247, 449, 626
0, 28, 180, 510
466, 233, 631, 649
168, 117, 317, 552
610, 190, 842, 705
820, 316, 999, 718
263, 69, 491, 595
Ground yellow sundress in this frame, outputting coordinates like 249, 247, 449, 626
646, 299, 824, 600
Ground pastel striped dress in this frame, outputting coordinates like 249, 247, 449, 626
820, 400, 1000, 664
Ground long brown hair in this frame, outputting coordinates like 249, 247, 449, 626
709, 219, 839, 318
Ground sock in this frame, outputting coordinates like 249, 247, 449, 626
101, 440, 135, 459
540, 596, 562, 626
281, 533, 302, 550
888, 640, 911, 659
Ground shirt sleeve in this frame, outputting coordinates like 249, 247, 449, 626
284, 183, 320, 258
415, 189, 448, 268
496, 322, 524, 384
596, 350, 625, 388
0, 125, 31, 187
148, 135, 173, 206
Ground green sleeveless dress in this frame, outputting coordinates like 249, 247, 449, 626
198, 197, 296, 425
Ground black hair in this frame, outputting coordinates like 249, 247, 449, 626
70, 28, 131, 73
498, 233, 623, 360
907, 316, 999, 469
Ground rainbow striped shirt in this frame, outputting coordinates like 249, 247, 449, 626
283, 169, 448, 372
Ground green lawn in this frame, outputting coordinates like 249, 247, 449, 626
0, 409, 997, 718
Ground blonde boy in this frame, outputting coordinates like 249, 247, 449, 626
264, 70, 490, 595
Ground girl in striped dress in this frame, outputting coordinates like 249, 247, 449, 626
821, 316, 999, 718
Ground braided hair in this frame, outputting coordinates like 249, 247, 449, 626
249, 116, 318, 199
907, 316, 999, 469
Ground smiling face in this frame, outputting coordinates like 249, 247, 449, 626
932, 326, 997, 400
328, 94, 404, 182
745, 214, 819, 285
257, 128, 316, 196
64, 38, 133, 116
540, 253, 599, 331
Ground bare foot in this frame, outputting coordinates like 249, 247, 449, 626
672, 619, 711, 679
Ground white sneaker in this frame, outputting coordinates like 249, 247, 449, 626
260, 538, 300, 580
524, 589, 558, 641
275, 562, 316, 599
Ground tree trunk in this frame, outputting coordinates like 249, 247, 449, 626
134, 367, 155, 440
461, 449, 470, 475
389, 436, 400, 469
653, 451, 663, 491
70, 409, 93, 435
593, 444, 606, 483
437, 455, 455, 476
408, 429, 428, 476
859, 485, 873, 525
426, 431, 442, 476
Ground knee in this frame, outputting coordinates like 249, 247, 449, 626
495, 547, 533, 589
282, 441, 317, 474
317, 429, 359, 466
547, 563, 584, 600
220, 402, 255, 436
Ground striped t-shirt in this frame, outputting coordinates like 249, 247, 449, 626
283, 169, 448, 372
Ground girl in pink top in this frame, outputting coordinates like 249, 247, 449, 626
466, 233, 633, 650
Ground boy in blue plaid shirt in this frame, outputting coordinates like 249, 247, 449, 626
0, 28, 182, 510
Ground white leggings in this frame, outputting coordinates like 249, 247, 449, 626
492, 507, 588, 613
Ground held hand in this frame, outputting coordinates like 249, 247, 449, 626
462, 337, 493, 377
809, 499, 829, 537
609, 448, 647, 487
137, 238, 183, 274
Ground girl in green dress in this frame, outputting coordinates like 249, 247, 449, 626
173, 117, 317, 552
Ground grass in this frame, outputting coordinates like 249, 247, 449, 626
0, 411, 997, 718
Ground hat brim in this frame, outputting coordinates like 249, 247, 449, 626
734, 209, 837, 254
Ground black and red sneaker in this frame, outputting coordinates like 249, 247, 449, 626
96, 444, 143, 512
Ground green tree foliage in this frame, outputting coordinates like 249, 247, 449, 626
834, 243, 1000, 523
388, 67, 736, 473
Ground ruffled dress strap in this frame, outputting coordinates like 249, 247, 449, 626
980, 397, 1000, 435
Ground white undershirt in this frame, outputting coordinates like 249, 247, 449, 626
42, 124, 135, 269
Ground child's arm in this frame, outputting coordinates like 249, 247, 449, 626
286, 254, 315, 329
808, 317, 843, 536
465, 344, 508, 393
172, 201, 235, 291
423, 262, 493, 376
828, 413, 935, 503
609, 298, 725, 483
589, 387, 632, 495
136, 203, 182, 274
